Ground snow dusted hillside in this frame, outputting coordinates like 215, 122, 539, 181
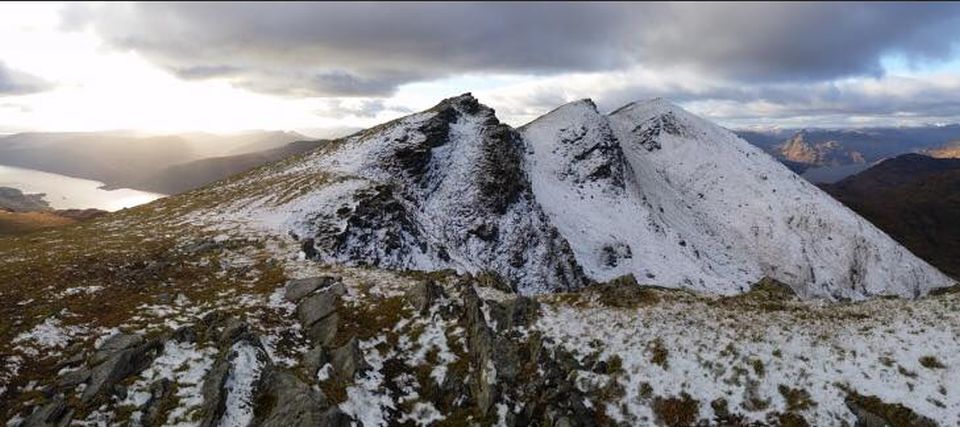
608, 99, 952, 298
522, 100, 761, 293
198, 93, 951, 299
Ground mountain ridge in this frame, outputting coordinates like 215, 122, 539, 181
191, 93, 952, 299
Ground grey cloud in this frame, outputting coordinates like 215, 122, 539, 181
315, 99, 409, 119
62, 3, 960, 97
174, 65, 242, 80
0, 62, 51, 95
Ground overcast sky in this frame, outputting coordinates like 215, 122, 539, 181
1, 2, 959, 135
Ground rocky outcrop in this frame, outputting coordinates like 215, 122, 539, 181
82, 334, 164, 404
251, 367, 331, 427
296, 94, 587, 294
288, 277, 346, 347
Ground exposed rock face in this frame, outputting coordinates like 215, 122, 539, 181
212, 94, 951, 300
291, 94, 586, 294
81, 335, 163, 404
284, 276, 339, 302
775, 131, 866, 166
252, 367, 331, 427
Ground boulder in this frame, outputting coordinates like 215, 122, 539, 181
81, 338, 163, 404
301, 345, 330, 378
486, 296, 541, 331
55, 368, 90, 390
404, 281, 446, 314
217, 317, 252, 347
284, 276, 340, 302
90, 333, 143, 365
198, 354, 231, 427
330, 337, 370, 379
305, 313, 339, 348
20, 395, 72, 427
199, 338, 270, 427
461, 283, 499, 416
297, 283, 344, 328
252, 368, 330, 427
319, 407, 354, 427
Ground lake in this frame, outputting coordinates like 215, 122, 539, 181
0, 165, 165, 211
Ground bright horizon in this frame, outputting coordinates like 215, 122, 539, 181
1, 3, 960, 135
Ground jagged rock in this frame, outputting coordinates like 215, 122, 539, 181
199, 337, 271, 427
303, 93, 587, 294
305, 313, 339, 348
89, 333, 143, 365
301, 345, 329, 378
330, 337, 369, 379
141, 379, 174, 427
461, 282, 501, 416
198, 355, 231, 427
252, 367, 330, 427
513, 334, 594, 426
590, 274, 663, 308
297, 283, 344, 328
486, 296, 541, 330
218, 317, 253, 347
54, 352, 85, 370
284, 276, 340, 302
404, 281, 446, 314
81, 337, 163, 403
55, 368, 89, 389
300, 238, 318, 259
319, 407, 354, 427
20, 395, 71, 427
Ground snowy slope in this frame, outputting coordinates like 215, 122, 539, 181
603, 98, 951, 298
521, 100, 761, 293
200, 94, 951, 299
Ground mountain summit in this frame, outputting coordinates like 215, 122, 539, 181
205, 93, 951, 299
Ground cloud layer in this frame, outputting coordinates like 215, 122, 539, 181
0, 61, 49, 95
64, 3, 960, 95
0, 2, 934, 129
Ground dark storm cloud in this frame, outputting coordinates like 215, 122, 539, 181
0, 61, 50, 95
62, 2, 960, 97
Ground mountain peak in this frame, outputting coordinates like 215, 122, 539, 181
609, 97, 682, 116
199, 95, 951, 299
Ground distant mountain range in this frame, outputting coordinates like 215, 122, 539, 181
0, 130, 311, 192
736, 125, 960, 182
133, 140, 328, 194
821, 153, 960, 278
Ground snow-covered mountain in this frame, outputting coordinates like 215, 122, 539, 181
207, 93, 952, 299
